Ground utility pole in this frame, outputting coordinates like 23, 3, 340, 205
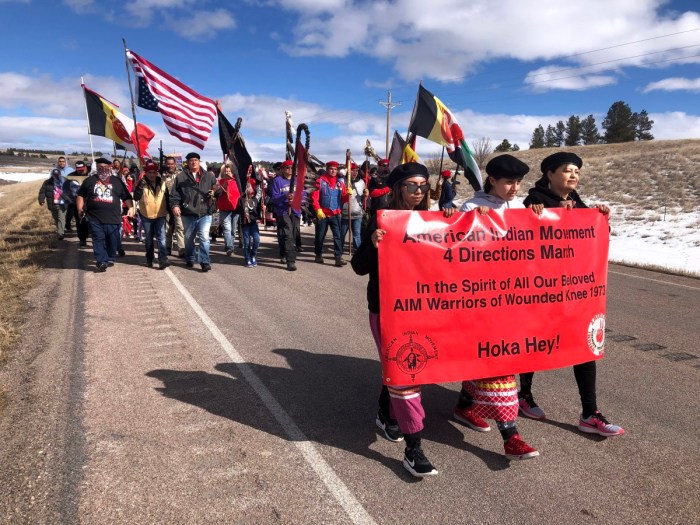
379, 90, 400, 158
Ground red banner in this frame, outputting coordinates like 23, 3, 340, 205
377, 208, 609, 386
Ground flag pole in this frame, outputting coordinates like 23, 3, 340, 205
80, 77, 96, 165
122, 38, 143, 167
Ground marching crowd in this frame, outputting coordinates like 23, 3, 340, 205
38, 150, 624, 478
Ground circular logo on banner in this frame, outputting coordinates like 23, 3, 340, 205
587, 314, 606, 356
385, 332, 438, 383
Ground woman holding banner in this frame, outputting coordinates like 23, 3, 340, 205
518, 151, 624, 437
455, 154, 541, 460
352, 162, 453, 478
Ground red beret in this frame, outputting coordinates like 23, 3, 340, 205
281, 160, 293, 167
441, 170, 452, 178
378, 159, 389, 166
145, 161, 159, 172
326, 161, 339, 168
350, 163, 359, 169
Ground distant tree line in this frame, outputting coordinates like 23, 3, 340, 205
529, 101, 654, 149
2, 148, 66, 157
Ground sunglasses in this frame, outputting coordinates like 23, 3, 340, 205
402, 181, 430, 194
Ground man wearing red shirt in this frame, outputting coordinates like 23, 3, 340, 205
311, 161, 352, 267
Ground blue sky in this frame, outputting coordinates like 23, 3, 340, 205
2, 0, 700, 162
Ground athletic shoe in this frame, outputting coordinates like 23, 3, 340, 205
245, 260, 253, 268
578, 411, 625, 437
375, 410, 404, 442
159, 262, 170, 270
117, 249, 126, 257
96, 262, 108, 272
504, 434, 540, 460
334, 258, 347, 267
518, 394, 546, 420
186, 261, 194, 268
226, 249, 233, 256
146, 261, 153, 268
106, 261, 114, 267
403, 446, 438, 477
251, 257, 257, 267
314, 255, 324, 264
201, 263, 211, 272
453, 405, 491, 432
287, 263, 297, 272
280, 256, 287, 264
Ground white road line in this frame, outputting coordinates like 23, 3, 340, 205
164, 269, 377, 525
609, 270, 700, 291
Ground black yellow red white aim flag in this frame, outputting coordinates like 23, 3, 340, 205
82, 83, 155, 158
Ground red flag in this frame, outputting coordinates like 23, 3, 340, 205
127, 50, 216, 149
291, 141, 307, 214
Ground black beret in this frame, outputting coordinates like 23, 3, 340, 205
540, 152, 582, 174
272, 162, 282, 170
486, 154, 529, 179
185, 152, 201, 160
387, 162, 430, 188
94, 157, 111, 165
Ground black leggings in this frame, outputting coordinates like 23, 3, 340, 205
519, 360, 598, 417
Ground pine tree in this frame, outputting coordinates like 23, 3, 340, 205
544, 125, 557, 147
564, 115, 581, 146
554, 121, 566, 146
634, 109, 654, 141
495, 139, 512, 152
580, 114, 600, 145
602, 101, 636, 143
529, 125, 545, 149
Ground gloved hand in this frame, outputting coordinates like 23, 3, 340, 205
316, 209, 326, 220
346, 188, 353, 196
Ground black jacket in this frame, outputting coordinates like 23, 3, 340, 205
170, 167, 221, 217
522, 176, 588, 209
351, 214, 380, 314
38, 176, 76, 210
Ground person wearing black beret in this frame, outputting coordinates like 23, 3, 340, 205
351, 162, 455, 478
452, 154, 542, 459
518, 152, 623, 437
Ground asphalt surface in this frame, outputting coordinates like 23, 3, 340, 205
1, 225, 698, 525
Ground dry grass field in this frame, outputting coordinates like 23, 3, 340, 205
0, 181, 54, 370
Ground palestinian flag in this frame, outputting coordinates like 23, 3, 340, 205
83, 84, 154, 158
408, 84, 482, 191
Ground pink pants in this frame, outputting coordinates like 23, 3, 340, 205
369, 313, 425, 435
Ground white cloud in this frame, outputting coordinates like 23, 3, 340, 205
643, 77, 700, 93
524, 66, 618, 91
275, 0, 700, 86
165, 9, 236, 41
648, 111, 700, 139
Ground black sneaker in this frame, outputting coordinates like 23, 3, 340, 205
159, 261, 170, 270
146, 261, 153, 268
96, 262, 108, 272
117, 249, 126, 257
375, 410, 403, 442
287, 262, 297, 272
186, 261, 194, 268
314, 255, 324, 264
106, 261, 114, 267
403, 446, 438, 477
79, 240, 87, 247
201, 263, 211, 272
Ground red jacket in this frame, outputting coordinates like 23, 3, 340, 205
311, 174, 350, 217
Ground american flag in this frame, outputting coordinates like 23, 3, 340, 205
127, 49, 216, 150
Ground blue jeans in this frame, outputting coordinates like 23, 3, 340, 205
141, 215, 168, 264
314, 214, 343, 259
341, 216, 362, 253
219, 211, 240, 251
90, 222, 120, 264
242, 221, 260, 262
181, 214, 213, 265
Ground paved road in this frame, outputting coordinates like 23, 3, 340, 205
1, 228, 698, 524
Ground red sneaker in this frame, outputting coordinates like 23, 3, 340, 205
453, 405, 491, 432
504, 434, 539, 460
